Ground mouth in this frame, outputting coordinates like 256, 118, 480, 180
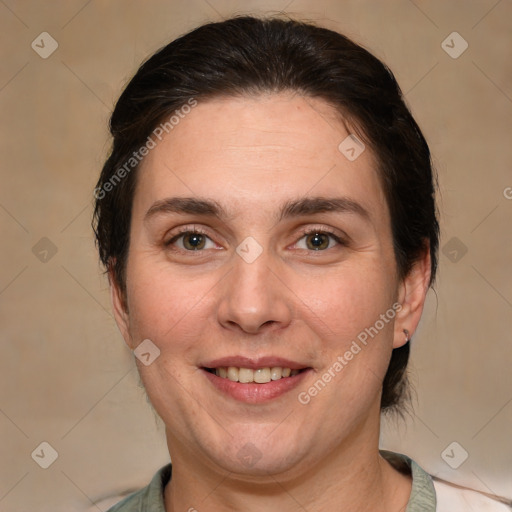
203, 366, 307, 383
200, 357, 313, 403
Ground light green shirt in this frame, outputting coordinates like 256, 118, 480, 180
106, 450, 436, 511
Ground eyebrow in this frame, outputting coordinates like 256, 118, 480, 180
144, 196, 370, 223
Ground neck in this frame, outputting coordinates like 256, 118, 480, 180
164, 409, 411, 512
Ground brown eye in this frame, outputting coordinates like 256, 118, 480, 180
167, 230, 215, 251
305, 232, 330, 250
182, 233, 206, 250
294, 229, 345, 251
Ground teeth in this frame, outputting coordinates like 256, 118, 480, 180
213, 366, 302, 383
270, 367, 282, 380
239, 368, 254, 383
254, 368, 271, 383
227, 367, 239, 382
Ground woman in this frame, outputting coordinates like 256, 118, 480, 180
92, 15, 510, 512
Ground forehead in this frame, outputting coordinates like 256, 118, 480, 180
134, 93, 388, 224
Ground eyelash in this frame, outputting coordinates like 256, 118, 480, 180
165, 225, 347, 253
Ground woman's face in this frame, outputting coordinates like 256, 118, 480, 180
112, 93, 429, 477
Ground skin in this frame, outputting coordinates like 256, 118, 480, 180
111, 92, 431, 512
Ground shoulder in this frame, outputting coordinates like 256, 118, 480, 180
381, 450, 512, 512
103, 488, 146, 512
434, 478, 512, 512
84, 488, 146, 512
87, 464, 172, 512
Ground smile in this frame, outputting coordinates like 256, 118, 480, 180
202, 365, 312, 403
204, 366, 305, 383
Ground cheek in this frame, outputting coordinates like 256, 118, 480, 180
294, 261, 398, 342
124, 254, 219, 346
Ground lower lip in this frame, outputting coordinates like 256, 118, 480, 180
202, 369, 312, 404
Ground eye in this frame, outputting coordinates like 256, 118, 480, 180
294, 228, 346, 251
165, 226, 347, 253
166, 228, 218, 251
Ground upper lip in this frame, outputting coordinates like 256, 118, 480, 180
202, 356, 309, 370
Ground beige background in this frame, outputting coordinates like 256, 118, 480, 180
1, 0, 511, 510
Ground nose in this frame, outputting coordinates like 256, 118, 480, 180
216, 244, 293, 335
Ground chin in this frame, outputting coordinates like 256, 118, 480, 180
204, 430, 311, 478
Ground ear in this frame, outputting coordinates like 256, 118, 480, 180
393, 244, 432, 349
109, 263, 134, 350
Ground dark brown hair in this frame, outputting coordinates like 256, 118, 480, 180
93, 15, 439, 412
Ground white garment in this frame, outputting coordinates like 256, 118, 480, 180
434, 478, 512, 511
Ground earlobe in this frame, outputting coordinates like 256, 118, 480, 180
109, 266, 133, 349
393, 245, 432, 348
